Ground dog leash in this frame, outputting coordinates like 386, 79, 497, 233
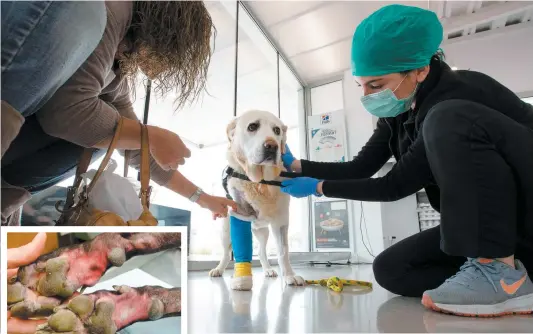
305, 277, 373, 293
225, 166, 300, 187
222, 166, 300, 200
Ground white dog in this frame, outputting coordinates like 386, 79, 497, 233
209, 110, 305, 290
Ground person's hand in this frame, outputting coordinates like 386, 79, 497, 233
198, 194, 238, 219
281, 177, 322, 198
147, 125, 191, 171
282, 144, 296, 171
7, 232, 48, 333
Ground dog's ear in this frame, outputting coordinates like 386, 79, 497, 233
226, 118, 238, 143
280, 124, 288, 154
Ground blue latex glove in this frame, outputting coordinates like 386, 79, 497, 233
281, 144, 295, 171
281, 177, 322, 198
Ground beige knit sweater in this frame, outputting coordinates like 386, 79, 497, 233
1, 1, 174, 225
37, 1, 173, 185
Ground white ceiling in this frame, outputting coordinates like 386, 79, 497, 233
142, 1, 533, 148
244, 0, 533, 85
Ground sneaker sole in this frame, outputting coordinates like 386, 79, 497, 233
422, 293, 533, 317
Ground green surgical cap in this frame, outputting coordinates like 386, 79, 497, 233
351, 4, 443, 77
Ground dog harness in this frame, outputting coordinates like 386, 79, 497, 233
222, 166, 301, 199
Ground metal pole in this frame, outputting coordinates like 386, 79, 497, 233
138, 79, 152, 181
277, 52, 281, 118
233, 3, 239, 118
143, 79, 152, 125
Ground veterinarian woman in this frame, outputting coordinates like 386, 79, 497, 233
1, 1, 237, 226
281, 4, 533, 317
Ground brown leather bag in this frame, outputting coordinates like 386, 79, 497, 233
55, 117, 157, 226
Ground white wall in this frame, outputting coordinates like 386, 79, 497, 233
341, 74, 385, 263
378, 163, 420, 247
310, 80, 344, 115
441, 23, 533, 95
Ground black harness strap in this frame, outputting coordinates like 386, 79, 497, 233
222, 166, 301, 200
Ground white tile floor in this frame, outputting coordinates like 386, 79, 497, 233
188, 264, 533, 333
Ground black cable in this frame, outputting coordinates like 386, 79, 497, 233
359, 201, 375, 258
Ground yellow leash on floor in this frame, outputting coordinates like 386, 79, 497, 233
305, 277, 373, 292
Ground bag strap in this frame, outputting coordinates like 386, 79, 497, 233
86, 117, 124, 193
63, 148, 94, 210
139, 123, 151, 209
67, 117, 151, 208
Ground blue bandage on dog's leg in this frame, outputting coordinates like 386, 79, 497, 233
230, 215, 253, 277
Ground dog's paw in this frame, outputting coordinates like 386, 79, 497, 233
284, 275, 305, 286
208, 268, 224, 277
264, 269, 278, 278
230, 276, 253, 291
35, 286, 180, 334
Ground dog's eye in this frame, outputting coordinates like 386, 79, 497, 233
273, 127, 281, 135
247, 123, 259, 132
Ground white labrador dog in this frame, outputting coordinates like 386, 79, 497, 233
209, 110, 305, 290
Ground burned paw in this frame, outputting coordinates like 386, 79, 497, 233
9, 233, 182, 320
36, 286, 180, 334
36, 295, 115, 334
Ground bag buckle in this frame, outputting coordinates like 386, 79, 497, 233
139, 185, 153, 199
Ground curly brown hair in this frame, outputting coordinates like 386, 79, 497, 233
120, 1, 215, 110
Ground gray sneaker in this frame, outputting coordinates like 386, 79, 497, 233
422, 258, 533, 317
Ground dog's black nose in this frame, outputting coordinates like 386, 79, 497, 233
264, 139, 278, 154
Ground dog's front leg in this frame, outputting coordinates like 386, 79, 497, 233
252, 227, 277, 277
209, 216, 232, 277
271, 224, 305, 286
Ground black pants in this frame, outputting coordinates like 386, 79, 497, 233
373, 100, 533, 297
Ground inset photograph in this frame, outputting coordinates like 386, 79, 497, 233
3, 228, 186, 334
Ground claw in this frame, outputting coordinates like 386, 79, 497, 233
112, 285, 133, 294
36, 261, 47, 272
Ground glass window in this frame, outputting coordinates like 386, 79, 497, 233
236, 3, 278, 116
279, 57, 308, 252
236, 3, 280, 257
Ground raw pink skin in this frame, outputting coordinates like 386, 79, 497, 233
17, 233, 181, 294
75, 287, 181, 331
18, 234, 134, 293
94, 291, 151, 329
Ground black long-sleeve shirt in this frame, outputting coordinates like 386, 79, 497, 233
301, 59, 533, 212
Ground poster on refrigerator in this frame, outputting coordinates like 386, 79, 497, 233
308, 112, 347, 163
310, 126, 345, 163
314, 200, 350, 249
